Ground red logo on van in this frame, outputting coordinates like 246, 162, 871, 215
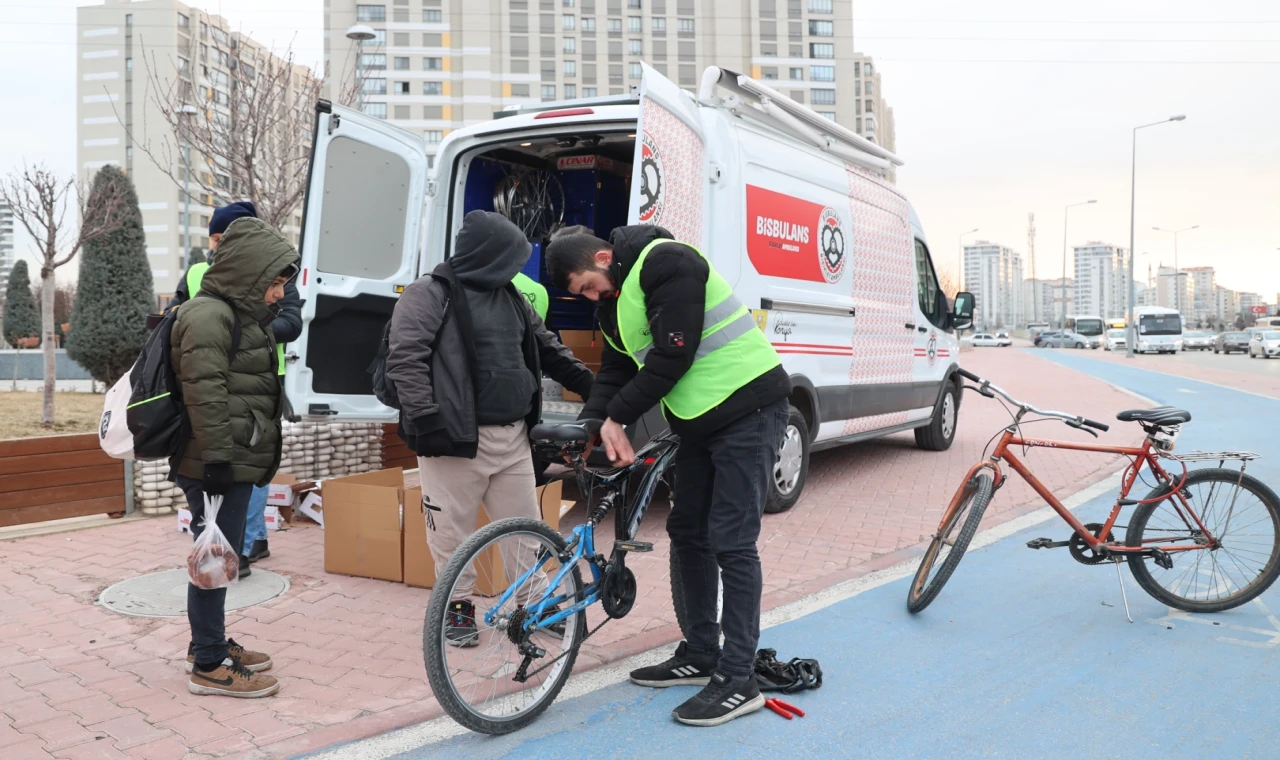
638, 135, 664, 223
746, 185, 846, 284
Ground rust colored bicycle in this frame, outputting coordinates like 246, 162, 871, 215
907, 369, 1280, 618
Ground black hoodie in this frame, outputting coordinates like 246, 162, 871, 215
580, 225, 791, 440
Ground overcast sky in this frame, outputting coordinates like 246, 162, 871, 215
2, 0, 1277, 299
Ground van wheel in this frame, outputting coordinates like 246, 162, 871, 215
765, 406, 809, 514
915, 382, 958, 452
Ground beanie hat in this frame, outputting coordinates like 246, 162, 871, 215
209, 201, 258, 236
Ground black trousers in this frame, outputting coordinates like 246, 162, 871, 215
667, 398, 788, 677
177, 476, 253, 668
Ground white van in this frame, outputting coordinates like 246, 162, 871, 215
286, 65, 974, 511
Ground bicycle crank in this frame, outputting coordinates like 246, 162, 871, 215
601, 563, 637, 619
1069, 523, 1115, 565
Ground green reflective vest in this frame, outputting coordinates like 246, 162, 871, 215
186, 261, 287, 376
512, 271, 548, 321
603, 239, 781, 420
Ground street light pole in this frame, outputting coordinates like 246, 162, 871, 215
1126, 115, 1186, 359
1060, 200, 1096, 329
1152, 224, 1199, 316
346, 25, 376, 111
958, 228, 979, 292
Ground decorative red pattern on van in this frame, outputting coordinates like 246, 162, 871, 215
635, 98, 703, 247
841, 164, 916, 436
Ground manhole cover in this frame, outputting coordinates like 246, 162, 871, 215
98, 569, 290, 618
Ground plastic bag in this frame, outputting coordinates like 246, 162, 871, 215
187, 493, 240, 589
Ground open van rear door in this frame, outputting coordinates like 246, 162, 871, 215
285, 102, 428, 422
629, 64, 706, 247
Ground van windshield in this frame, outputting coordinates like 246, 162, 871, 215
1139, 314, 1182, 336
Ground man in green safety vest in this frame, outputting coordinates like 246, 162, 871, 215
546, 225, 791, 728
173, 201, 302, 575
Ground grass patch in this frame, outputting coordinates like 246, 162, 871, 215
0, 392, 103, 440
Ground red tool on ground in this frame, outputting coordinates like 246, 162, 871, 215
764, 698, 805, 719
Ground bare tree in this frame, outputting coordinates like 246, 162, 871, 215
0, 165, 129, 426
119, 31, 329, 230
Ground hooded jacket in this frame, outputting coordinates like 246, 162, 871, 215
170, 217, 300, 484
580, 224, 792, 440
388, 211, 594, 458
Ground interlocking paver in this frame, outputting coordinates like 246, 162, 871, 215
20, 715, 98, 752
121, 737, 187, 760
50, 738, 131, 760
85, 715, 172, 751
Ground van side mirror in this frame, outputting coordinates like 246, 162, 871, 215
952, 291, 975, 331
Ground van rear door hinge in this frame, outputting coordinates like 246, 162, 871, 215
426, 180, 438, 198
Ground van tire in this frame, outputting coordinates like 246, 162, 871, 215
765, 405, 809, 514
915, 381, 958, 452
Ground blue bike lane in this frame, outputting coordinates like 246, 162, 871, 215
336, 353, 1280, 760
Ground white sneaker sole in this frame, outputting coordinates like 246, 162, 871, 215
673, 694, 765, 727
188, 680, 280, 698
185, 658, 273, 674
630, 675, 712, 688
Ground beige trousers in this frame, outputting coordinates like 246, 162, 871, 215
418, 422, 540, 597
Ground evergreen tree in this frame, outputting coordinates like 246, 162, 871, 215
66, 165, 154, 385
2, 259, 39, 348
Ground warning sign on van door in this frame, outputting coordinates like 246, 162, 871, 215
746, 185, 846, 284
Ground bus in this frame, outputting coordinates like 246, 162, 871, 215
1106, 318, 1127, 330
1065, 315, 1105, 348
1132, 306, 1183, 354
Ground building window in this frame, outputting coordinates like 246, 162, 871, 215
809, 65, 834, 81
563, 14, 576, 29
541, 84, 557, 100
564, 37, 577, 53
357, 4, 387, 22
423, 81, 443, 95
394, 104, 410, 119
808, 0, 832, 12
363, 78, 388, 94
583, 17, 596, 31
211, 26, 229, 45
394, 81, 410, 94
177, 13, 189, 29
423, 9, 443, 22
652, 17, 666, 32
565, 0, 576, 5
628, 16, 642, 32
564, 59, 577, 76
423, 32, 443, 46
790, 90, 805, 104
425, 130, 443, 144
629, 62, 643, 79
360, 53, 387, 69
363, 102, 388, 118
789, 67, 802, 80
629, 39, 642, 55
424, 57, 443, 70
677, 18, 694, 34
178, 57, 189, 73
808, 20, 833, 36
394, 56, 410, 69
817, 111, 836, 121
856, 117, 861, 131
811, 88, 835, 105
511, 82, 530, 97
761, 66, 777, 80
200, 21, 208, 37
628, 0, 642, 7
810, 42, 834, 58
607, 18, 622, 33
865, 116, 875, 130
126, 57, 133, 71
864, 62, 873, 76
565, 83, 577, 98
864, 98, 872, 113
864, 80, 874, 95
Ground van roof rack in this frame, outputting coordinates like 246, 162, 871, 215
493, 91, 640, 119
697, 66, 903, 175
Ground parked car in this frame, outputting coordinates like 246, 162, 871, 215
1249, 330, 1280, 359
1214, 331, 1250, 354
1103, 328, 1127, 351
996, 330, 1010, 340
972, 333, 1012, 347
1034, 330, 1061, 347
1039, 330, 1091, 349
1181, 331, 1215, 351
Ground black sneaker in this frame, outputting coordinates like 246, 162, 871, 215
629, 641, 715, 688
238, 555, 251, 578
445, 599, 479, 648
672, 671, 764, 727
247, 540, 270, 562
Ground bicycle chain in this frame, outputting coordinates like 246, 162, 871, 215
514, 613, 612, 683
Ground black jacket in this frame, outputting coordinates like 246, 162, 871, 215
581, 225, 791, 440
173, 258, 302, 345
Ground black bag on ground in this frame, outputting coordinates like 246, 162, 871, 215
127, 295, 240, 459
753, 648, 823, 694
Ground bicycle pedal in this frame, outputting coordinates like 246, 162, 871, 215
614, 540, 653, 553
1026, 538, 1069, 550
1150, 548, 1174, 570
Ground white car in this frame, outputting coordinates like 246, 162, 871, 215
1181, 331, 1215, 351
1103, 328, 1126, 351
1249, 330, 1280, 359
972, 333, 1012, 347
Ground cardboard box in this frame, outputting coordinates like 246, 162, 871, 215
322, 469, 407, 582
266, 474, 297, 507
177, 508, 193, 534
403, 479, 565, 590
297, 492, 323, 527
264, 505, 284, 531
557, 330, 603, 402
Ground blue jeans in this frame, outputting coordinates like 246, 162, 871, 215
242, 485, 268, 556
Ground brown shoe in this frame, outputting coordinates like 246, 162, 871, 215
185, 638, 273, 673
188, 658, 280, 698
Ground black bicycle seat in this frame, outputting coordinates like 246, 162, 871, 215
1116, 406, 1191, 425
530, 419, 603, 444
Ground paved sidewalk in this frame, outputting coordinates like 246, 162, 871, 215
0, 348, 1143, 759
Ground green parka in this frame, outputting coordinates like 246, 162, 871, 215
170, 217, 300, 485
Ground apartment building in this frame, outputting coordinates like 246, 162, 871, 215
77, 0, 316, 300
1239, 292, 1267, 320
963, 241, 1022, 329
325, 0, 893, 171
1155, 266, 1194, 318
1072, 242, 1129, 319
0, 204, 13, 303
1022, 278, 1072, 326
1215, 286, 1238, 325
1185, 266, 1215, 321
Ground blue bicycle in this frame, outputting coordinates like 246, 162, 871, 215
423, 420, 679, 734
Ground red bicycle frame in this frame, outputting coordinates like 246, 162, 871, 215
950, 429, 1217, 554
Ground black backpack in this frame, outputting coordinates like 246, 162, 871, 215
368, 273, 451, 411
127, 295, 240, 459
